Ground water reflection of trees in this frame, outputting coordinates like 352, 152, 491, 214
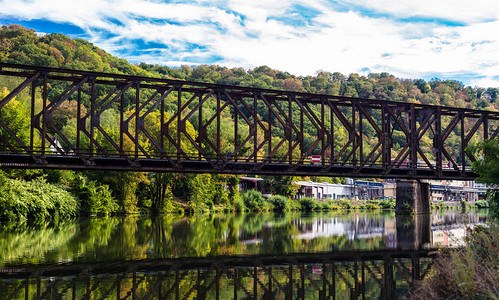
0, 210, 489, 266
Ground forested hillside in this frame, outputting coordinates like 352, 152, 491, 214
2, 25, 497, 109
0, 24, 496, 218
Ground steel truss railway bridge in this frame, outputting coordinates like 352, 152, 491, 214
0, 63, 497, 180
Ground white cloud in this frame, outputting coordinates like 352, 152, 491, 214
0, 0, 498, 86
336, 0, 499, 24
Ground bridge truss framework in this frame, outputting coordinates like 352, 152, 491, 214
0, 63, 497, 179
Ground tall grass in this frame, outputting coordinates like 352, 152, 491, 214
406, 223, 499, 299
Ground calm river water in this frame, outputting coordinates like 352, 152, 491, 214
0, 209, 489, 299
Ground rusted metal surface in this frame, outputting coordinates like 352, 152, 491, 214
0, 63, 497, 179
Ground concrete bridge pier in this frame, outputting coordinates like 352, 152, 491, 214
395, 180, 430, 214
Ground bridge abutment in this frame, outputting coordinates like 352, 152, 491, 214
395, 180, 430, 214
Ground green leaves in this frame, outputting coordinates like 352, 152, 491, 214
0, 172, 79, 221
469, 138, 499, 219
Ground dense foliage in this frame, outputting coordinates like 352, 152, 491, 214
0, 24, 497, 217
470, 138, 499, 219
242, 190, 265, 211
0, 171, 78, 220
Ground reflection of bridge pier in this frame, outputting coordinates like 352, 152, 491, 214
396, 214, 431, 250
1, 250, 436, 300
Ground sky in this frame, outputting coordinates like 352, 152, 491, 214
1, 0, 499, 87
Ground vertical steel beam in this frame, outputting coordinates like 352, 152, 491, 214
321, 99, 326, 167
89, 79, 95, 158
410, 104, 417, 177
359, 103, 363, 166
41, 74, 48, 158
300, 101, 304, 158
77, 87, 81, 154
161, 92, 165, 159
288, 96, 292, 165
461, 110, 465, 173
198, 94, 202, 161
234, 94, 238, 162
177, 86, 181, 163
352, 101, 356, 167
135, 82, 140, 161
254, 94, 258, 164
217, 89, 221, 163
436, 107, 442, 177
30, 80, 36, 153
120, 93, 124, 157
268, 97, 272, 162
484, 114, 488, 140
382, 104, 390, 171
331, 104, 335, 165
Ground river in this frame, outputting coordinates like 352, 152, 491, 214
0, 209, 489, 299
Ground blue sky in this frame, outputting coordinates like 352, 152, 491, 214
1, 0, 498, 87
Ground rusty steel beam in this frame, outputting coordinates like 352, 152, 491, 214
0, 63, 497, 179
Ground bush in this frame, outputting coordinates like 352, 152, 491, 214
242, 190, 265, 211
379, 198, 396, 209
233, 196, 245, 212
0, 174, 79, 220
269, 195, 289, 212
475, 200, 489, 208
333, 199, 351, 209
70, 175, 118, 216
299, 197, 318, 211
289, 199, 302, 211
364, 202, 381, 210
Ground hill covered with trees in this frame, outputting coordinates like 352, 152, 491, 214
0, 24, 496, 219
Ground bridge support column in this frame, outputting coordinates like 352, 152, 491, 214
396, 180, 430, 214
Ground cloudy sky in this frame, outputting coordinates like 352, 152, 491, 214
1, 0, 498, 87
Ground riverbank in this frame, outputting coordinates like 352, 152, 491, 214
406, 222, 499, 299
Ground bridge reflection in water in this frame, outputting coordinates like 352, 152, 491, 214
1, 215, 436, 300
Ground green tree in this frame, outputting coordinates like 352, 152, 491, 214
469, 138, 499, 218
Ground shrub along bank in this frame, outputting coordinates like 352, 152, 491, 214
0, 172, 79, 221
231, 191, 396, 213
